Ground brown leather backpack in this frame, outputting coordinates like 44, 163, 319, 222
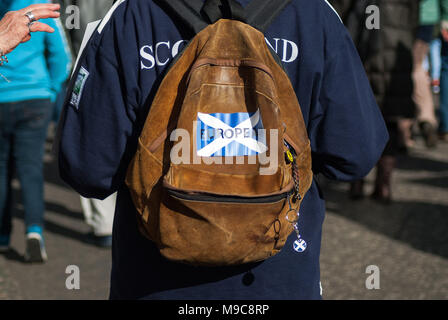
125, 0, 313, 266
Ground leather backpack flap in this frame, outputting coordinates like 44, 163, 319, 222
166, 20, 290, 194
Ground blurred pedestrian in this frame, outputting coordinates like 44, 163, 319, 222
427, 38, 442, 94
331, 0, 419, 202
410, 0, 445, 149
0, 0, 71, 262
0, 2, 60, 55
81, 194, 116, 248
439, 17, 448, 141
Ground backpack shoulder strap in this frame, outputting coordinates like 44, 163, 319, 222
157, 0, 291, 36
246, 0, 292, 32
156, 0, 209, 35
201, 0, 246, 24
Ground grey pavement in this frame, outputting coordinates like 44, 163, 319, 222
0, 135, 111, 300
0, 134, 447, 299
320, 138, 448, 299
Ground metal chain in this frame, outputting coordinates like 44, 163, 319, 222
291, 160, 301, 203
284, 142, 307, 253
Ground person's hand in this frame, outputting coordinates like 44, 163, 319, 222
441, 21, 448, 43
0, 3, 60, 55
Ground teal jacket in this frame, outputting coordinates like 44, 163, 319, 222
0, 0, 72, 103
420, 0, 448, 25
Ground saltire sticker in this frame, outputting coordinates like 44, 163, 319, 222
196, 109, 268, 157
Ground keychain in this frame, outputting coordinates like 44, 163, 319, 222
292, 213, 307, 253
284, 140, 307, 253
286, 194, 307, 253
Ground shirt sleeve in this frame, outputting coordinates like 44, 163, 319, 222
58, 3, 144, 200
308, 12, 389, 181
44, 17, 72, 102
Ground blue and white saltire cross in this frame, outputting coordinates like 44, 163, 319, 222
196, 109, 268, 157
293, 239, 307, 253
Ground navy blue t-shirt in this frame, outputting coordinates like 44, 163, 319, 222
58, 0, 388, 299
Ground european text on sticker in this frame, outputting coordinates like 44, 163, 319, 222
196, 109, 267, 157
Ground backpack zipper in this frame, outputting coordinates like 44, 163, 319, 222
167, 188, 292, 204
166, 184, 293, 251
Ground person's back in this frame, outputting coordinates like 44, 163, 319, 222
58, 0, 388, 299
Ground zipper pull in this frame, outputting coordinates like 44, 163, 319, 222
273, 218, 281, 249
285, 149, 294, 164
284, 139, 301, 202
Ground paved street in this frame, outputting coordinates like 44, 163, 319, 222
320, 138, 448, 299
0, 133, 447, 300
0, 134, 111, 300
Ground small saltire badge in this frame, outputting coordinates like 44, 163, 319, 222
70, 66, 89, 109
196, 109, 267, 157
293, 239, 307, 253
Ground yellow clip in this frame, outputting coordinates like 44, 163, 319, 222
286, 150, 294, 163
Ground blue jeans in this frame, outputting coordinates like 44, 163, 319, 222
440, 40, 448, 133
0, 99, 52, 236
423, 39, 442, 81
429, 38, 442, 81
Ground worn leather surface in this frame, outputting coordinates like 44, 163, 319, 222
125, 19, 313, 266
